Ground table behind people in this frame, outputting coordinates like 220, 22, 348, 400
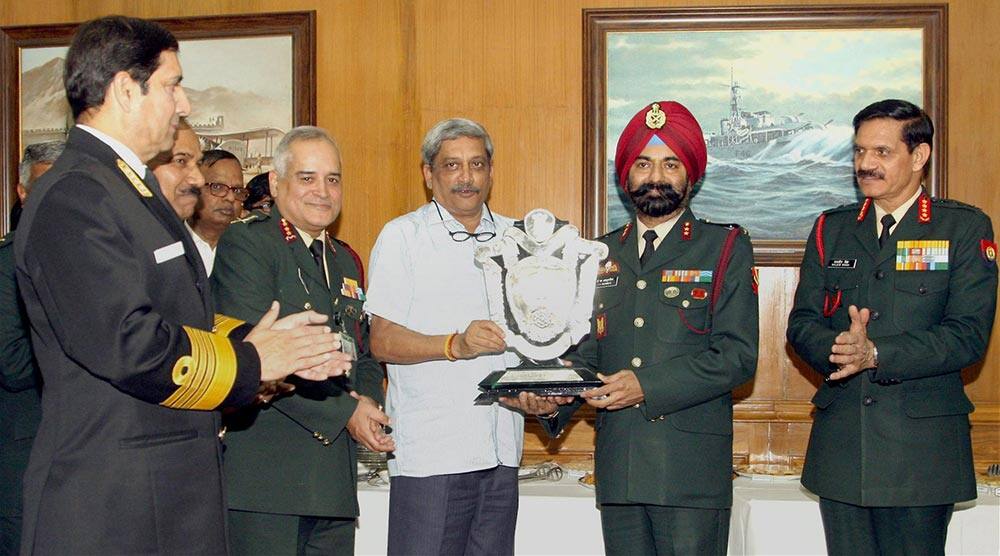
211, 126, 391, 556
0, 140, 63, 556
12, 16, 348, 555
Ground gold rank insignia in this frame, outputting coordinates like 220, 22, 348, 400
917, 194, 931, 223
161, 326, 238, 410
681, 221, 692, 241
117, 159, 153, 198
645, 103, 666, 129
279, 218, 298, 243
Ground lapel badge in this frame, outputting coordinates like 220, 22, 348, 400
691, 287, 708, 300
645, 103, 666, 129
620, 222, 633, 244
681, 221, 692, 241
595, 313, 608, 339
917, 194, 931, 224
980, 239, 997, 263
664, 286, 680, 298
856, 198, 872, 222
344, 305, 358, 319
116, 159, 152, 198
341, 277, 365, 300
279, 218, 298, 243
751, 267, 760, 296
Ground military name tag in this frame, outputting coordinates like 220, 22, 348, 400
896, 240, 950, 271
827, 259, 857, 269
153, 241, 184, 264
596, 276, 619, 289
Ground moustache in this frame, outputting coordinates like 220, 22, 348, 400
855, 169, 884, 180
628, 181, 686, 218
451, 182, 480, 194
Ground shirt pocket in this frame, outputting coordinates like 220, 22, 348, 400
657, 283, 711, 342
893, 272, 949, 330
822, 274, 860, 328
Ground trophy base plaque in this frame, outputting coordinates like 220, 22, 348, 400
474, 367, 602, 404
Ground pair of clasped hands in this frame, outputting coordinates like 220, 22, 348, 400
827, 305, 878, 381
243, 301, 394, 453
459, 320, 647, 415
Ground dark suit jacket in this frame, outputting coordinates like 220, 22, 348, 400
546, 209, 759, 509
13, 127, 261, 554
212, 208, 385, 518
0, 232, 40, 520
787, 193, 997, 507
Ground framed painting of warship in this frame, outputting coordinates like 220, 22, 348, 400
583, 5, 947, 265
0, 11, 316, 234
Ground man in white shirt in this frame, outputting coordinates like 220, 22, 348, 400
187, 149, 247, 274
366, 118, 549, 555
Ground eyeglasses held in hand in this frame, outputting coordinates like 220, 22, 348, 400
205, 182, 250, 201
433, 200, 497, 243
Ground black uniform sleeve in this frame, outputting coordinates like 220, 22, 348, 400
22, 176, 259, 409
0, 241, 38, 392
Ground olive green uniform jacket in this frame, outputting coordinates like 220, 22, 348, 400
545, 209, 759, 509
787, 194, 997, 507
212, 208, 385, 518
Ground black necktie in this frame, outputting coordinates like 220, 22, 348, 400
309, 239, 324, 269
878, 214, 896, 248
639, 230, 658, 268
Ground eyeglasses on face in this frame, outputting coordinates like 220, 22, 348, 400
432, 200, 497, 243
251, 199, 273, 211
204, 182, 250, 201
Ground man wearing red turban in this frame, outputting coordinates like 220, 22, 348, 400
540, 100, 759, 554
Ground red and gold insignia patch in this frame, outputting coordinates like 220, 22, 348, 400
681, 221, 692, 241
279, 218, 298, 243
691, 287, 708, 300
620, 222, 633, 244
917, 194, 931, 224
595, 314, 608, 339
856, 198, 873, 222
982, 239, 998, 263
751, 267, 760, 296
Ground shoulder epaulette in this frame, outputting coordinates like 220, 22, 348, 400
333, 237, 366, 288
930, 197, 984, 212
822, 201, 862, 215
232, 211, 266, 225
698, 219, 745, 231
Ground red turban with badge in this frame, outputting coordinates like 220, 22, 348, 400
614, 100, 708, 192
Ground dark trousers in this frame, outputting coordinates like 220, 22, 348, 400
0, 515, 20, 556
228, 509, 356, 556
388, 465, 518, 556
819, 497, 954, 556
599, 503, 730, 556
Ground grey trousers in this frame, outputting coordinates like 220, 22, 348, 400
388, 465, 518, 556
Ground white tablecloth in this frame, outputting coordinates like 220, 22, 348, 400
355, 474, 1000, 555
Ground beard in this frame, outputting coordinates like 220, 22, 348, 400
628, 180, 687, 218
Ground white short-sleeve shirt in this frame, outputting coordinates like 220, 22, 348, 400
364, 201, 524, 477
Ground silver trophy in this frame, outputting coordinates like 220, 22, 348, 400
473, 209, 607, 402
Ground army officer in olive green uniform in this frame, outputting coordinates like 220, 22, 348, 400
787, 99, 998, 556
212, 126, 392, 555
532, 101, 758, 555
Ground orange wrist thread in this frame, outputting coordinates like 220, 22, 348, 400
444, 333, 458, 361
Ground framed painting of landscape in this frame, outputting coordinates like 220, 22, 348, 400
0, 11, 315, 233
583, 5, 946, 265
